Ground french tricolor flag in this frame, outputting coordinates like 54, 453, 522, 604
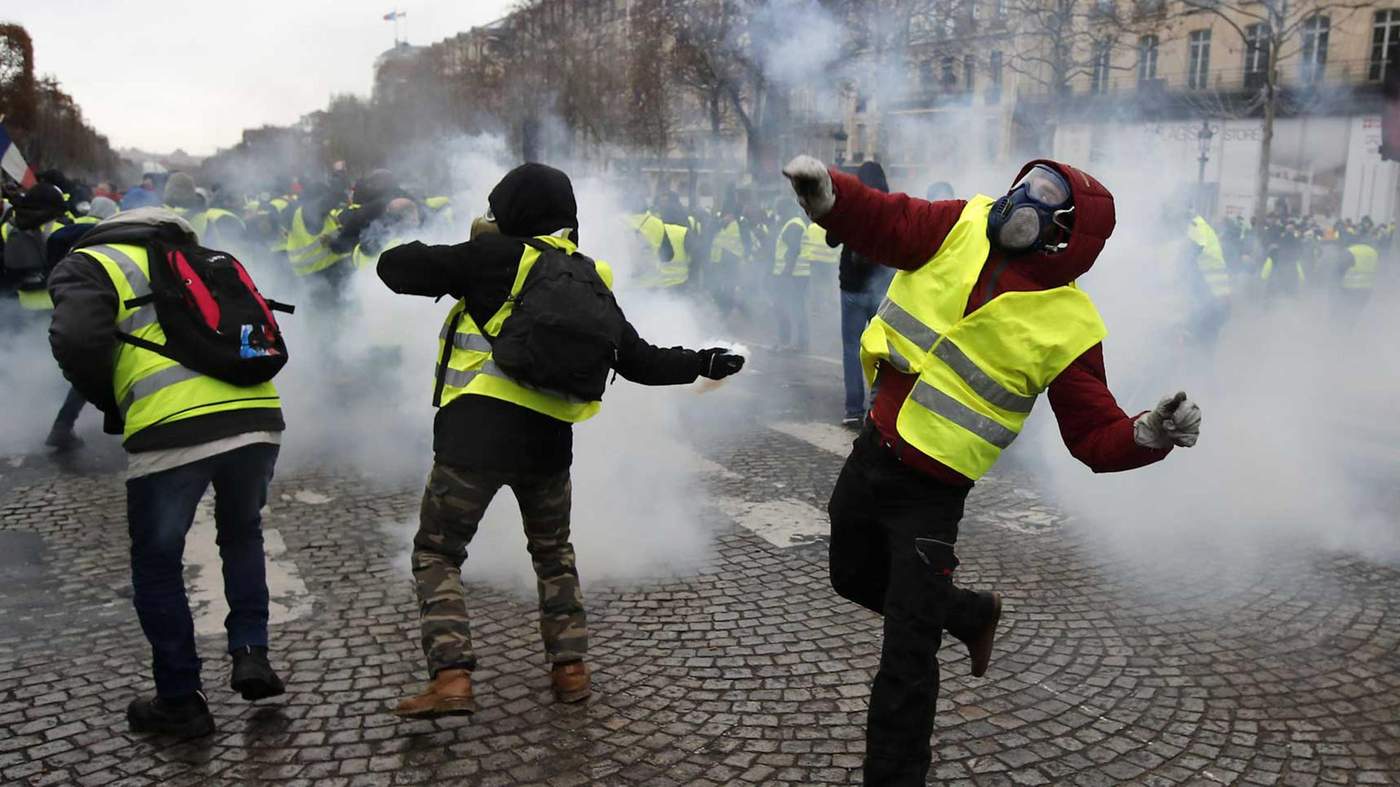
0, 123, 36, 189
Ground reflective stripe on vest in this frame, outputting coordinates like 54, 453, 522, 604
78, 243, 281, 442
286, 207, 349, 275
1189, 216, 1230, 298
860, 196, 1106, 480
773, 218, 811, 277
434, 235, 612, 423
1343, 244, 1378, 290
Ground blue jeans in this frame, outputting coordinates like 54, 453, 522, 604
841, 287, 885, 418
126, 442, 279, 698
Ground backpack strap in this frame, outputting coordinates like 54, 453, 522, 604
115, 331, 183, 363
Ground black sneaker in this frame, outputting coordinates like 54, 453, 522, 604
230, 645, 285, 701
127, 691, 215, 737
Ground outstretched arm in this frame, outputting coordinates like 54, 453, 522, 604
819, 169, 965, 270
613, 320, 745, 386
377, 240, 471, 298
782, 155, 963, 269
1047, 344, 1173, 472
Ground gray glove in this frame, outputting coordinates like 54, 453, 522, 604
782, 155, 836, 220
1133, 391, 1201, 449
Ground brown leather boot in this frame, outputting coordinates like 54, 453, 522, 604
393, 668, 478, 719
551, 661, 591, 703
964, 592, 1002, 678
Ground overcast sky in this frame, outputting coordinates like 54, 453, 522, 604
10, 1, 516, 156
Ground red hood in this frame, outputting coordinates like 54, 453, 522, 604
1007, 159, 1115, 289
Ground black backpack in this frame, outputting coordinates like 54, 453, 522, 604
2, 227, 49, 291
486, 237, 624, 403
114, 240, 294, 386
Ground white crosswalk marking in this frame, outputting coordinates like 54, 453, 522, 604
187, 493, 312, 636
716, 496, 828, 549
769, 420, 856, 458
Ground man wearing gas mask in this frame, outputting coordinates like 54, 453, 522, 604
782, 156, 1201, 786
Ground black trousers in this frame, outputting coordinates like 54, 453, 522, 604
828, 425, 989, 786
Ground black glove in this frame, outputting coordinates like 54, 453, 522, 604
697, 347, 745, 380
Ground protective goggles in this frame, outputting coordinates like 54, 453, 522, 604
989, 165, 1075, 253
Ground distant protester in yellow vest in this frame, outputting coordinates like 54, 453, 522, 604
770, 198, 814, 351
783, 154, 1202, 787
47, 207, 290, 739
377, 163, 745, 720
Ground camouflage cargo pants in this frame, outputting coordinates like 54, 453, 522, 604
412, 462, 586, 676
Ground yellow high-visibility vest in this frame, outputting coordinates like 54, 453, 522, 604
76, 243, 281, 443
189, 208, 246, 249
434, 235, 614, 423
859, 196, 1106, 480
1342, 243, 1378, 290
800, 222, 840, 265
710, 220, 744, 264
628, 212, 688, 288
1188, 216, 1230, 298
772, 217, 811, 277
285, 206, 349, 276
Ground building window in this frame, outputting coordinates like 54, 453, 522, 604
1371, 10, 1400, 81
1244, 23, 1270, 88
1188, 29, 1211, 90
964, 54, 976, 92
990, 50, 1003, 90
1091, 42, 1112, 94
941, 56, 957, 91
1300, 15, 1329, 84
994, 0, 1007, 20
1137, 34, 1158, 82
920, 59, 934, 90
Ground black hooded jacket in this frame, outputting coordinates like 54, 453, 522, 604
377, 163, 708, 474
839, 162, 890, 292
47, 211, 285, 451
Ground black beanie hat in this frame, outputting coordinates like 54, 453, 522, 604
488, 163, 578, 238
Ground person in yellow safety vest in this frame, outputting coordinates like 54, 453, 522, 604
283, 183, 350, 277
771, 202, 812, 351
1342, 239, 1378, 291
351, 197, 420, 270
47, 207, 288, 738
708, 207, 747, 314
783, 154, 1201, 786
190, 189, 249, 252
376, 163, 745, 720
1, 183, 72, 311
1188, 215, 1231, 299
627, 211, 690, 288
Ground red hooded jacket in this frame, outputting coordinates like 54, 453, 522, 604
819, 160, 1170, 486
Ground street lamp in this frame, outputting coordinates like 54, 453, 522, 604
833, 129, 849, 168
1196, 119, 1214, 214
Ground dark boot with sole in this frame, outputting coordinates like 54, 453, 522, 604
127, 691, 215, 737
231, 645, 285, 701
393, 668, 477, 719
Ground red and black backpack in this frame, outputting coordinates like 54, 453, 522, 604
115, 239, 294, 386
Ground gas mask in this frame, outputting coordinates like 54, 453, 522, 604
986, 165, 1074, 254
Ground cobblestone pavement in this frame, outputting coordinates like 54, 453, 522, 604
2, 350, 1399, 786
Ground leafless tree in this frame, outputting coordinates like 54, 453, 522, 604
1176, 0, 1368, 219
